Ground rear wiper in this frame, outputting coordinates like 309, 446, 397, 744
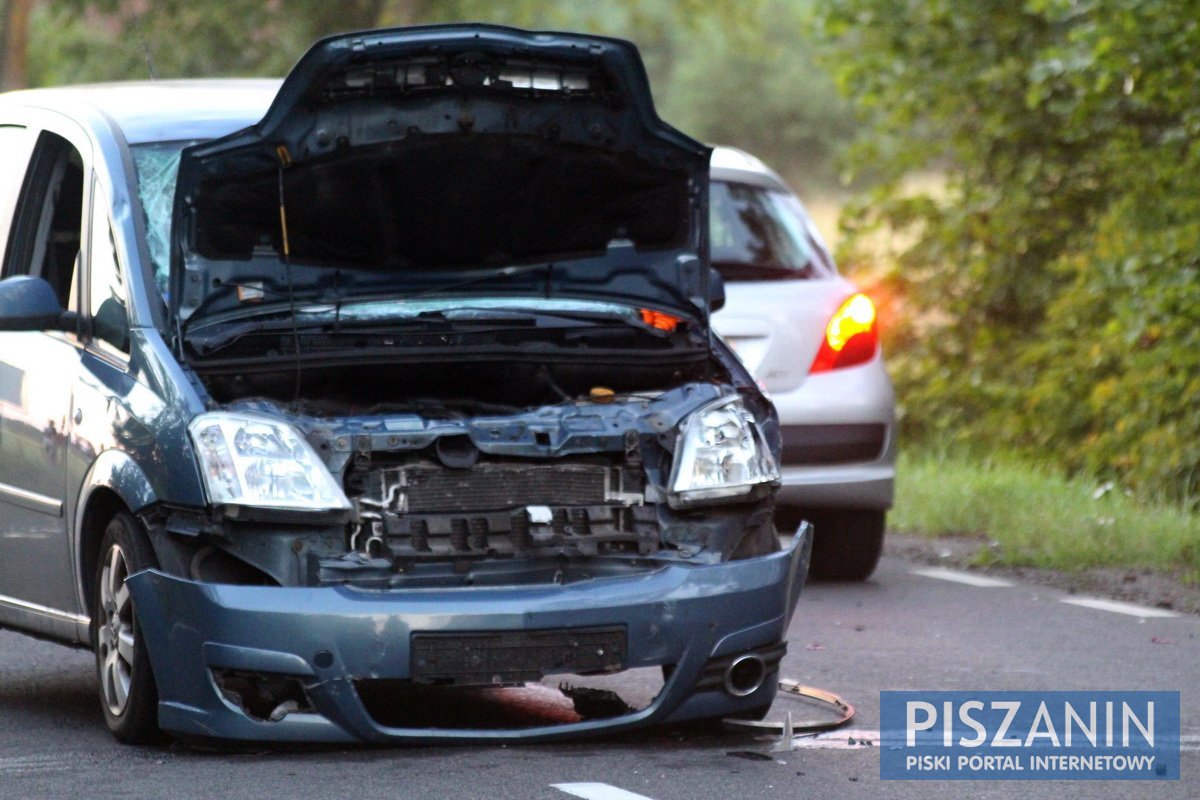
712, 260, 813, 279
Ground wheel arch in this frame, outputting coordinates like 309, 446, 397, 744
73, 450, 158, 635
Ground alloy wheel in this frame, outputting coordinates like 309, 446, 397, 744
97, 543, 136, 716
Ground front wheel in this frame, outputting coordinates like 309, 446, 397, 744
92, 511, 162, 744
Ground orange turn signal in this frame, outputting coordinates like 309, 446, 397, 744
640, 309, 681, 332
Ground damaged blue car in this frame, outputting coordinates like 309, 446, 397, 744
0, 25, 810, 744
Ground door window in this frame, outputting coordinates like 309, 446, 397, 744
3, 131, 84, 314
0, 125, 36, 269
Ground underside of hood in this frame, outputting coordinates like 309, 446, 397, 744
172, 25, 712, 325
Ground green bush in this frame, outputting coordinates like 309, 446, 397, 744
814, 0, 1200, 507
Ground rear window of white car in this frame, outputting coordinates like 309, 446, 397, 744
709, 181, 835, 281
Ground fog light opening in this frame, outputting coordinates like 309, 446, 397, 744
724, 654, 766, 697
212, 669, 315, 722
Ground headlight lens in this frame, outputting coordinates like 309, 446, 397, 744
669, 396, 778, 506
188, 412, 350, 511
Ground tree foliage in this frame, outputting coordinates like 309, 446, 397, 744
10, 1, 852, 193
22, 1, 739, 87
815, 0, 1200, 505
648, 0, 857, 188
1, 0, 32, 90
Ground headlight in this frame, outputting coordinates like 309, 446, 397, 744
188, 412, 351, 511
669, 395, 779, 507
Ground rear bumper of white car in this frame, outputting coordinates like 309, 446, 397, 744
776, 462, 894, 509
768, 358, 896, 510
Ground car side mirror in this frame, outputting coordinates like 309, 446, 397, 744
0, 275, 78, 332
708, 268, 726, 312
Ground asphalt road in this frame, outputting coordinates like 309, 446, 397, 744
0, 553, 1195, 800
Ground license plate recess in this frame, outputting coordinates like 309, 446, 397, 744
411, 626, 627, 685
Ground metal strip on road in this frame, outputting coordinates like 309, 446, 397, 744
786, 727, 880, 750
1060, 596, 1179, 618
553, 783, 658, 800
910, 568, 1014, 588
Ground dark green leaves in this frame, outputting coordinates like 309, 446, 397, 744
815, 0, 1200, 506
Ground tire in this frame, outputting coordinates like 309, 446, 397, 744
91, 511, 162, 744
778, 507, 885, 582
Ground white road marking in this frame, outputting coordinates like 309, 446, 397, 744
911, 568, 1014, 588
553, 783, 658, 800
0, 754, 74, 774
1060, 596, 1179, 618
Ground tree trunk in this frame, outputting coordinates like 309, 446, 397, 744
2, 0, 31, 90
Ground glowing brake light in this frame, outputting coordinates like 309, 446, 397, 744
809, 293, 878, 373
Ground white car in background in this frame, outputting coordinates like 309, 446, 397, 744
709, 147, 896, 580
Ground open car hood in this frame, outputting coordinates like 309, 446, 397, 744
171, 25, 712, 327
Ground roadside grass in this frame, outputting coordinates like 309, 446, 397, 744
891, 451, 1200, 582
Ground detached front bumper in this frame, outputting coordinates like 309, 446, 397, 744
126, 526, 811, 743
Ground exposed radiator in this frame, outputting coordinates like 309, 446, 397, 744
386, 463, 619, 513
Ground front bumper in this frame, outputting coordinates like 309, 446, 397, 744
127, 525, 811, 743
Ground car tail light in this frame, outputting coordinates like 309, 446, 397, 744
809, 293, 878, 373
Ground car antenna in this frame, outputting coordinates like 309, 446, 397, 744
132, 14, 159, 80
276, 146, 303, 401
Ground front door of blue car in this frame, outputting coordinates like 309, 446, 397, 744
0, 119, 89, 628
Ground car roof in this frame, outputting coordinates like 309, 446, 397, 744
708, 145, 790, 192
0, 79, 281, 144
710, 145, 773, 174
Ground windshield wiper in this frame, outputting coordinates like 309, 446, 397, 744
177, 263, 552, 337
182, 304, 653, 355
409, 262, 554, 298
184, 311, 529, 354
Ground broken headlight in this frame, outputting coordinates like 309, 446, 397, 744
668, 396, 778, 508
188, 412, 351, 511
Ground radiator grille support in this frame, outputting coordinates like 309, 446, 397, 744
382, 463, 637, 514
